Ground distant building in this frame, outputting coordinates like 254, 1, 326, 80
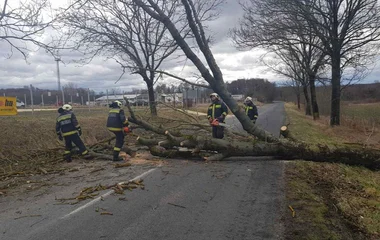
95, 94, 140, 106
158, 93, 183, 104
231, 94, 245, 101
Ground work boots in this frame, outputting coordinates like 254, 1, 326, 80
113, 151, 123, 162
64, 155, 72, 163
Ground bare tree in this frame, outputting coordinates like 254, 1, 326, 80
128, 0, 280, 142
260, 51, 313, 116
0, 0, 56, 59
264, 0, 380, 125
63, 82, 78, 95
232, 0, 329, 120
57, 0, 191, 115
283, 79, 302, 110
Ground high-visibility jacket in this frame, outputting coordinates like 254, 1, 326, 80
106, 108, 129, 131
207, 100, 228, 122
56, 111, 80, 137
244, 103, 258, 120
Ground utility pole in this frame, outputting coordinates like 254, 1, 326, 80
30, 84, 34, 115
87, 88, 90, 112
55, 57, 65, 105
106, 89, 109, 106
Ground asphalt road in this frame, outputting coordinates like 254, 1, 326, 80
1, 102, 286, 240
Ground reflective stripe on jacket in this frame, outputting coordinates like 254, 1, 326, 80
55, 112, 79, 136
245, 103, 258, 120
106, 108, 128, 131
207, 100, 228, 122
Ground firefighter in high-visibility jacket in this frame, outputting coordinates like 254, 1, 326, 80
56, 104, 89, 162
244, 97, 258, 124
207, 93, 228, 139
107, 100, 129, 161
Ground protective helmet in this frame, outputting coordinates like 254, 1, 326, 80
62, 104, 72, 111
113, 100, 122, 108
245, 97, 253, 103
209, 93, 219, 99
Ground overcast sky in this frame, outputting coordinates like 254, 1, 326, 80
0, 0, 379, 93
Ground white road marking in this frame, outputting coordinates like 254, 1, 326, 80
61, 167, 159, 219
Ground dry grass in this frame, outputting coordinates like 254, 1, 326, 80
0, 106, 205, 188
286, 103, 380, 148
284, 103, 380, 240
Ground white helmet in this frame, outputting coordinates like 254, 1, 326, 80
114, 100, 122, 108
245, 97, 253, 103
209, 93, 219, 99
62, 104, 72, 111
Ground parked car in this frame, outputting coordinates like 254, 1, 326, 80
16, 99, 25, 108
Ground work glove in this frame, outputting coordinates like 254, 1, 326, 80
77, 127, 82, 136
58, 134, 63, 141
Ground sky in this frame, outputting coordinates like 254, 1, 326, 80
0, 0, 379, 93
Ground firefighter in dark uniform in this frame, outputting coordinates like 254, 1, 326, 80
244, 97, 258, 124
107, 100, 129, 161
56, 104, 89, 162
207, 93, 228, 139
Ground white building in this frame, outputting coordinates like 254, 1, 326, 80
95, 94, 140, 106
231, 94, 245, 101
158, 93, 183, 103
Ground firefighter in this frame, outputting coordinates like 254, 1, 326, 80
56, 104, 90, 162
107, 100, 129, 161
207, 93, 228, 139
244, 97, 258, 124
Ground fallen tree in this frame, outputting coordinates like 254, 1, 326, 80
122, 98, 380, 170
30, 0, 378, 173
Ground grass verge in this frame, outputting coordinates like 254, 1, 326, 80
284, 103, 380, 240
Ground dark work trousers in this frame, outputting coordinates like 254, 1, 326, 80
111, 131, 125, 159
212, 126, 225, 139
64, 134, 88, 160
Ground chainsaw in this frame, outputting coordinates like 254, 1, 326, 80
211, 119, 232, 128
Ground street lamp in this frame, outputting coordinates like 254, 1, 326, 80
55, 57, 65, 105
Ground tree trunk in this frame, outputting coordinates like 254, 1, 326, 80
142, 75, 157, 116
302, 84, 312, 116
137, 130, 380, 170
133, 0, 278, 142
296, 91, 301, 110
330, 55, 341, 126
309, 75, 320, 120
213, 83, 278, 142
